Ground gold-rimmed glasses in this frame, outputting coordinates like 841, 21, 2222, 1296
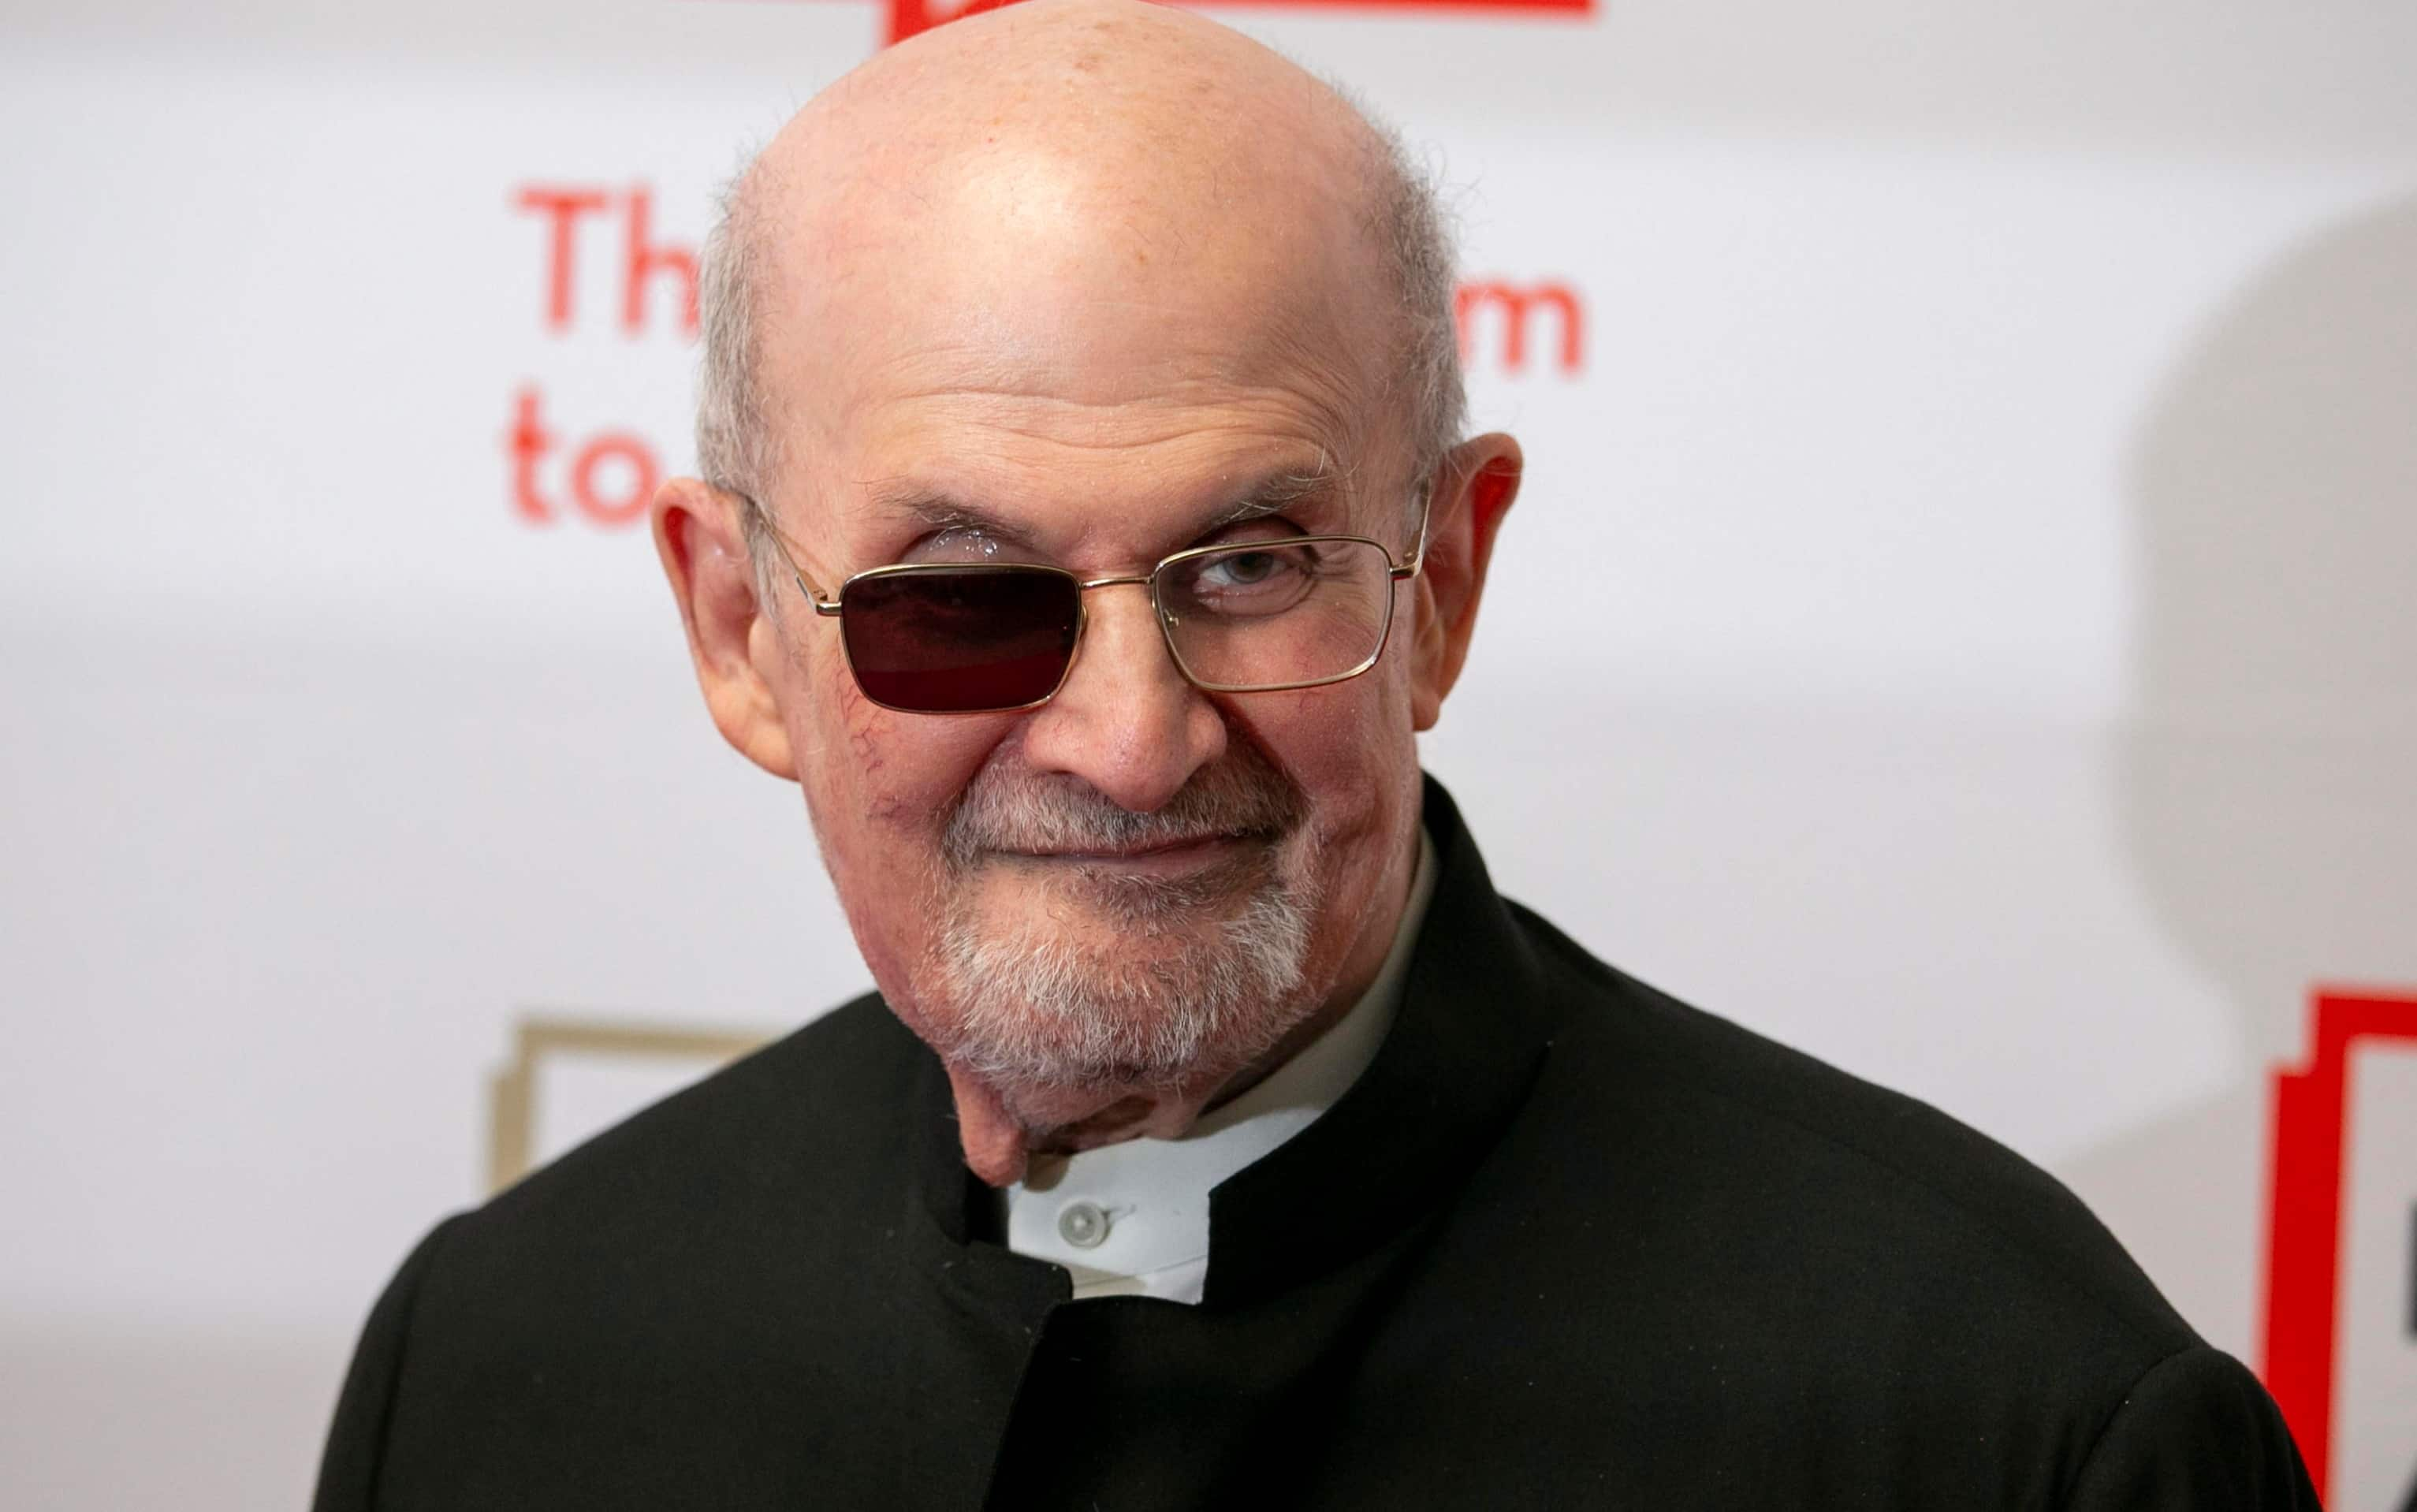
743, 493, 1432, 715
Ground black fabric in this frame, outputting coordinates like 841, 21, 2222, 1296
314, 778, 2319, 1510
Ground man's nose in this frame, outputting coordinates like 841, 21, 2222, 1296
1018, 583, 1227, 814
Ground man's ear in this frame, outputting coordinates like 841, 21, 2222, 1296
1410, 433, 1522, 732
651, 477, 799, 780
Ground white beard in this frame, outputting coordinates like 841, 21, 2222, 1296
929, 855, 1319, 1089
914, 749, 1322, 1092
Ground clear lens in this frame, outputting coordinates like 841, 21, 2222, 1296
1153, 538, 1395, 691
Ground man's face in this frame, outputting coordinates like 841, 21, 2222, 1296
749, 156, 1434, 1130
656, 9, 1519, 1168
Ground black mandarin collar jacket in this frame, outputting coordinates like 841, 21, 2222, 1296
316, 778, 2316, 1510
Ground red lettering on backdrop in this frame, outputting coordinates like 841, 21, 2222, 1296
515, 184, 700, 339
505, 387, 666, 529
509, 186, 690, 528
571, 431, 663, 527
513, 187, 613, 332
623, 185, 700, 339
1456, 280, 1584, 374
505, 387, 559, 524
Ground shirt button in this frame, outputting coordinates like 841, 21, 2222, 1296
1056, 1200, 1110, 1249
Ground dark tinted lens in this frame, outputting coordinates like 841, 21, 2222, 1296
840, 568, 1079, 713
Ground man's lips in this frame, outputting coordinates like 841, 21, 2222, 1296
990, 831, 1264, 870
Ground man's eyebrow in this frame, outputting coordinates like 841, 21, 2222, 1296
862, 462, 1345, 548
1197, 464, 1343, 532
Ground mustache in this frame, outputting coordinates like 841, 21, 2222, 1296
942, 753, 1306, 864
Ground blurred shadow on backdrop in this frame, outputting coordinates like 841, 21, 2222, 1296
2066, 195, 2417, 1350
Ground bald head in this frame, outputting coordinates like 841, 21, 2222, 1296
695, 0, 1462, 538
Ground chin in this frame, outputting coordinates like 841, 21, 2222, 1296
911, 851, 1324, 1093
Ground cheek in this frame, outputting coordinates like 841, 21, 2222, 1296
1238, 655, 1423, 855
785, 640, 1011, 896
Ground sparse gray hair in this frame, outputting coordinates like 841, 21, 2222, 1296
693, 166, 784, 582
694, 95, 1465, 580
1351, 106, 1469, 494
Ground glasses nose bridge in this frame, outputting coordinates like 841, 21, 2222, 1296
1067, 569, 1187, 684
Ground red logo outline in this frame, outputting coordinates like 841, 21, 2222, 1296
831, 0, 1592, 47
2260, 985, 2417, 1500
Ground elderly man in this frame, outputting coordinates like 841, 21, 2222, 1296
315, 2, 2315, 1506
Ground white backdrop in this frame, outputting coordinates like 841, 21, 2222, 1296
3, 1, 2414, 1506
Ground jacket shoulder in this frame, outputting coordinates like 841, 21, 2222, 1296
326, 998, 935, 1505
1505, 900, 2196, 1356
473, 992, 918, 1236
396, 992, 922, 1327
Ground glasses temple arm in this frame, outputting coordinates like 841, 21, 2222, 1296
738, 492, 845, 616
1391, 485, 1439, 580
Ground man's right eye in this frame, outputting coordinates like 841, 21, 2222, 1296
1198, 550, 1286, 589
1177, 545, 1320, 618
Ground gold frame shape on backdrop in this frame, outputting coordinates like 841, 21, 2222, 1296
487, 1014, 773, 1194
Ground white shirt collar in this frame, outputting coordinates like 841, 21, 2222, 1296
1000, 829, 1439, 1304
